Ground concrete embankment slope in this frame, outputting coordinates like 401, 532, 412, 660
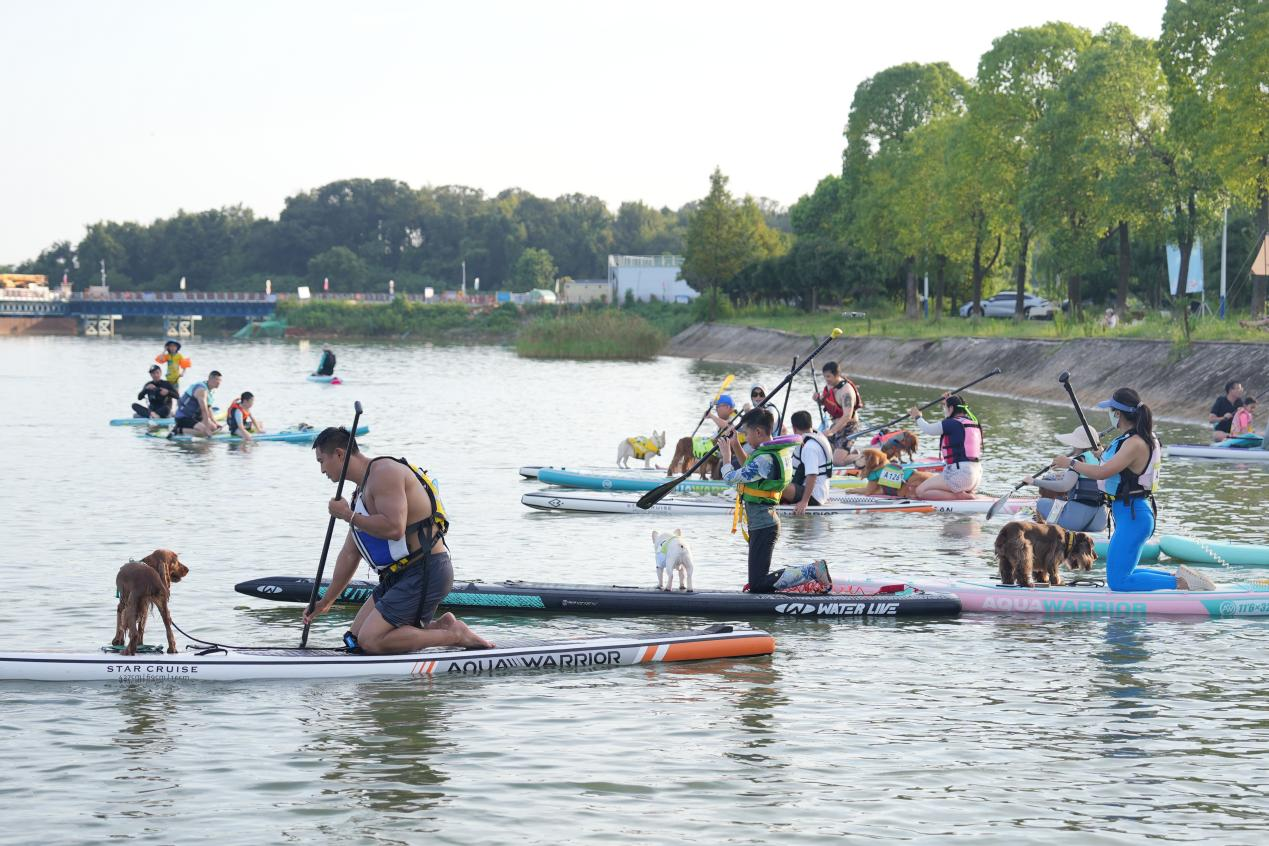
668, 323, 1269, 425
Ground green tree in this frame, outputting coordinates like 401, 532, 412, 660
509, 247, 557, 293
307, 246, 369, 289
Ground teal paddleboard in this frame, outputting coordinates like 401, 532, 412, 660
1158, 535, 1269, 568
147, 424, 369, 445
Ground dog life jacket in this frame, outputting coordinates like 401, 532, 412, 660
226, 398, 255, 435
655, 536, 673, 570
626, 436, 661, 459
791, 432, 833, 487
818, 378, 863, 420
731, 436, 795, 538
352, 457, 450, 573
870, 429, 903, 447
1098, 433, 1160, 503
866, 462, 912, 496
176, 381, 212, 422
691, 436, 714, 458
940, 414, 982, 465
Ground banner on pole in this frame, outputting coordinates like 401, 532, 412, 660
1166, 240, 1204, 295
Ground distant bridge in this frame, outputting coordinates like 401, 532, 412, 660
0, 291, 277, 335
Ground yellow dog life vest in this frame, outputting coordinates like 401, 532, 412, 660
627, 436, 661, 459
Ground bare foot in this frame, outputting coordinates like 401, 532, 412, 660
451, 619, 494, 649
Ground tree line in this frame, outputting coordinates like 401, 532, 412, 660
12, 182, 790, 294
682, 1, 1269, 319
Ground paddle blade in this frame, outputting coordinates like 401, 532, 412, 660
984, 487, 1019, 521
637, 475, 686, 509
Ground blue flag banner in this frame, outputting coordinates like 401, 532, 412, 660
1167, 240, 1204, 295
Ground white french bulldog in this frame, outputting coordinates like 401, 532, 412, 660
617, 430, 666, 469
652, 528, 694, 592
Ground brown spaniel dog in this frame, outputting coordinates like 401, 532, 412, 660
994, 515, 1097, 587
878, 430, 920, 464
856, 448, 934, 499
113, 549, 190, 655
666, 436, 722, 480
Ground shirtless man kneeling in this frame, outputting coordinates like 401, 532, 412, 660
303, 427, 493, 654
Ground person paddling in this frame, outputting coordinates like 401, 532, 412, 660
907, 394, 983, 500
225, 392, 266, 441
155, 340, 191, 392
303, 427, 493, 654
314, 347, 337, 377
1052, 388, 1214, 592
1023, 427, 1108, 533
814, 362, 862, 454
133, 365, 178, 419
172, 370, 223, 437
720, 408, 829, 594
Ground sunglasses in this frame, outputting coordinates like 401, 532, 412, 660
751, 391, 765, 398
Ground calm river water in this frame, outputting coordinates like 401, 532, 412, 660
1, 335, 1267, 845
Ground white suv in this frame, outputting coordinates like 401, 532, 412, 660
960, 292, 1054, 319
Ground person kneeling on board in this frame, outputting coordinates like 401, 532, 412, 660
1022, 427, 1109, 533
907, 394, 983, 500
225, 392, 266, 441
720, 408, 830, 594
172, 370, 223, 437
133, 365, 178, 419
780, 410, 832, 514
303, 427, 494, 654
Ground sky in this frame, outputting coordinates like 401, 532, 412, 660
0, 0, 1167, 266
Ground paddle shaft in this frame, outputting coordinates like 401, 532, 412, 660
300, 402, 363, 647
777, 355, 796, 433
637, 331, 841, 509
689, 375, 734, 438
810, 355, 826, 427
846, 368, 1003, 444
1060, 375, 1099, 457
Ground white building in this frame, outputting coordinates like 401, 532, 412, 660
608, 255, 695, 303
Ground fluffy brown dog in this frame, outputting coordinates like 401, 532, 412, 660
667, 436, 721, 480
856, 448, 934, 499
994, 515, 1097, 587
877, 430, 920, 463
113, 549, 190, 655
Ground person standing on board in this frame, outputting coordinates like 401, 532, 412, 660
719, 408, 829, 593
155, 340, 191, 392
1052, 388, 1214, 592
814, 362, 862, 454
1209, 381, 1244, 442
303, 427, 493, 654
172, 370, 223, 437
314, 347, 337, 377
132, 365, 179, 419
907, 394, 982, 500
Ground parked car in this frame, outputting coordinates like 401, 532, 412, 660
960, 292, 1055, 319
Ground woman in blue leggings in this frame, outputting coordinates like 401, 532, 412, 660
1052, 388, 1214, 592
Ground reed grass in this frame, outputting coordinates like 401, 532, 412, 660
515, 310, 667, 359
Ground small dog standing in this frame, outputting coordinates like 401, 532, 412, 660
875, 430, 920, 464
113, 549, 190, 655
653, 529, 694, 592
618, 431, 666, 469
666, 435, 722, 479
994, 515, 1096, 587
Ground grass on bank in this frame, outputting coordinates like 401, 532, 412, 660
722, 305, 1269, 344
515, 310, 667, 360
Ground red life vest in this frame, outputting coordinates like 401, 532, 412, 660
818, 378, 863, 420
227, 398, 254, 435
940, 414, 982, 464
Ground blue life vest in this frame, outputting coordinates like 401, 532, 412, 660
1066, 450, 1105, 507
176, 382, 210, 421
351, 457, 449, 573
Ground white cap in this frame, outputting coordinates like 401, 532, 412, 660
1055, 427, 1098, 450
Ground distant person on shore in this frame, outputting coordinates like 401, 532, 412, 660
132, 365, 179, 419
226, 392, 266, 441
172, 370, 223, 437
1210, 381, 1244, 442
155, 340, 191, 392
314, 348, 337, 377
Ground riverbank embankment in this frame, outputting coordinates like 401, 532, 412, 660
668, 323, 1268, 425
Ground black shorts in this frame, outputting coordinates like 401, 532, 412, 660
174, 416, 198, 430
790, 484, 824, 507
371, 552, 454, 628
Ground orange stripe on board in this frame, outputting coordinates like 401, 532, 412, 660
659, 635, 775, 662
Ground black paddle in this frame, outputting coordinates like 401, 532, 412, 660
845, 368, 1003, 445
637, 329, 843, 509
776, 355, 796, 433
1058, 371, 1099, 457
300, 400, 363, 648
809, 353, 827, 428
985, 422, 1116, 520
